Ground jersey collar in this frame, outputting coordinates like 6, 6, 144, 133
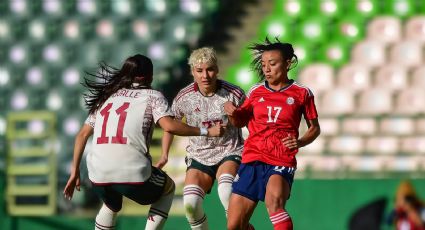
264, 79, 294, 92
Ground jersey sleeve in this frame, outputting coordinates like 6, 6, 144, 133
84, 113, 96, 128
171, 97, 185, 120
152, 94, 173, 123
302, 88, 318, 120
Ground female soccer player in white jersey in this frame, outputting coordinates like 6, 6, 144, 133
63, 54, 225, 230
160, 47, 245, 230
224, 38, 321, 230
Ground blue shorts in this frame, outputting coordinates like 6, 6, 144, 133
232, 161, 295, 202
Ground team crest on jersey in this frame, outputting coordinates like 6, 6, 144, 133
286, 97, 294, 105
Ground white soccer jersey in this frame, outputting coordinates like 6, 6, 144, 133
85, 88, 172, 183
172, 80, 245, 165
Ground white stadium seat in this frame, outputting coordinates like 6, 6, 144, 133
351, 40, 386, 67
394, 88, 425, 116
336, 64, 371, 91
341, 118, 377, 135
365, 136, 399, 155
367, 16, 401, 44
400, 137, 425, 154
343, 156, 386, 172
319, 88, 355, 116
416, 118, 425, 134
405, 16, 425, 43
380, 117, 415, 136
317, 118, 340, 136
411, 66, 425, 88
356, 88, 393, 116
298, 63, 334, 94
389, 40, 423, 67
373, 65, 408, 90
301, 136, 325, 155
329, 136, 364, 154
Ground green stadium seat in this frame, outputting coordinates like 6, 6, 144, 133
311, 0, 343, 18
257, 14, 294, 42
292, 40, 315, 68
273, 0, 309, 19
383, 0, 416, 18
345, 0, 380, 18
316, 41, 349, 67
226, 63, 258, 92
331, 16, 366, 44
144, 0, 178, 19
297, 15, 329, 45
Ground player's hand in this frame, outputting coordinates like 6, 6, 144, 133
63, 172, 81, 200
282, 135, 299, 150
224, 101, 237, 116
156, 154, 168, 169
207, 122, 226, 137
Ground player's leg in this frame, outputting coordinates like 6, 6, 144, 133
91, 185, 122, 230
145, 170, 176, 230
227, 193, 257, 230
265, 169, 294, 230
216, 156, 240, 216
183, 161, 215, 230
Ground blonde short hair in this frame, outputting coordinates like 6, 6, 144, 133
188, 47, 218, 69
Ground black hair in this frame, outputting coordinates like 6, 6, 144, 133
83, 54, 153, 114
248, 37, 298, 81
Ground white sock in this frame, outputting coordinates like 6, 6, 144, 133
217, 174, 234, 217
95, 204, 117, 230
145, 182, 175, 230
183, 185, 209, 230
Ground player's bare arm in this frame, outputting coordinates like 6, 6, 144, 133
63, 124, 93, 200
158, 116, 225, 137
282, 118, 320, 150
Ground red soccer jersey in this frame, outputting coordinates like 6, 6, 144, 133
234, 80, 318, 167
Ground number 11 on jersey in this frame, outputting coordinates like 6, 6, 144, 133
97, 102, 130, 144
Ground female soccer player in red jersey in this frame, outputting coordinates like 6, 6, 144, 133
224, 38, 321, 230
63, 54, 225, 230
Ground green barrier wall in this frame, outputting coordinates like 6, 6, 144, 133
1, 178, 424, 230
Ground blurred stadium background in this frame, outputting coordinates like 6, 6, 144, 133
1, 0, 425, 229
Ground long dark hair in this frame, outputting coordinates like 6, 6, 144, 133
248, 37, 298, 81
83, 54, 153, 114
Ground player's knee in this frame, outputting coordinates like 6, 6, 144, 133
265, 194, 285, 212
183, 185, 205, 218
227, 219, 242, 230
163, 174, 175, 196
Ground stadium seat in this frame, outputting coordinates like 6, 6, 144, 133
297, 63, 334, 95
389, 40, 423, 67
316, 41, 349, 67
367, 16, 401, 44
332, 16, 365, 44
301, 136, 325, 154
365, 137, 399, 155
345, 156, 387, 172
297, 15, 329, 44
405, 16, 425, 42
385, 156, 420, 172
380, 117, 415, 136
416, 118, 425, 134
273, 0, 308, 19
393, 88, 425, 116
351, 40, 386, 67
226, 63, 257, 93
373, 65, 408, 90
411, 66, 425, 88
383, 0, 416, 18
345, 0, 380, 18
336, 64, 371, 91
316, 118, 340, 136
328, 136, 364, 154
319, 88, 355, 116
356, 88, 393, 116
308, 156, 342, 172
311, 0, 342, 19
257, 15, 293, 42
341, 118, 377, 136
400, 137, 425, 154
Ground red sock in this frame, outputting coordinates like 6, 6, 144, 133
269, 209, 293, 230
